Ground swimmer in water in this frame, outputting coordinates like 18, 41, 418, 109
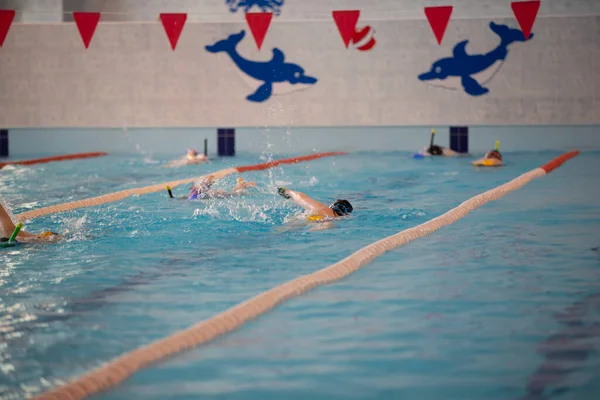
165, 149, 208, 168
187, 175, 256, 200
0, 202, 61, 244
473, 141, 503, 167
421, 129, 458, 157
185, 149, 208, 164
277, 187, 353, 221
484, 148, 503, 162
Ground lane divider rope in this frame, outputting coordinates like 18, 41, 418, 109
34, 151, 579, 400
0, 152, 107, 169
15, 152, 346, 222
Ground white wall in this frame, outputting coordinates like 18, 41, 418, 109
0, 1, 598, 128
1, 15, 598, 128
0, 0, 62, 22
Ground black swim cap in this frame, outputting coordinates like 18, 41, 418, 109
428, 145, 444, 156
330, 199, 353, 216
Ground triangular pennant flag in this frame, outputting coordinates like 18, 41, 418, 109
332, 10, 360, 48
245, 12, 272, 50
160, 13, 187, 50
424, 6, 453, 45
511, 0, 540, 40
73, 12, 101, 49
0, 9, 15, 48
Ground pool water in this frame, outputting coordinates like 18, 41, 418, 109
1, 151, 599, 400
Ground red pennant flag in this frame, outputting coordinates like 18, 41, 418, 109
511, 0, 540, 40
332, 10, 360, 48
73, 12, 101, 49
160, 13, 187, 50
424, 6, 453, 45
0, 9, 15, 48
245, 12, 272, 50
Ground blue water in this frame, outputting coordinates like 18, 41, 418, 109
1, 151, 599, 400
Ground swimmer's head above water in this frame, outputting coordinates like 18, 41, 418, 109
188, 175, 214, 199
427, 145, 444, 156
186, 149, 208, 162
485, 150, 502, 161
425, 128, 444, 156
485, 141, 502, 160
329, 199, 353, 216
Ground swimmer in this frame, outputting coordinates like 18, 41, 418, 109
277, 187, 353, 221
419, 129, 458, 157
185, 149, 208, 164
473, 141, 504, 167
164, 149, 208, 168
0, 201, 61, 244
187, 175, 256, 200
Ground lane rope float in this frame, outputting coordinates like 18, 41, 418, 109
0, 152, 108, 169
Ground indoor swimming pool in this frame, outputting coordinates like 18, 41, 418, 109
1, 150, 598, 400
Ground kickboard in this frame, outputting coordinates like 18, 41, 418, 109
473, 158, 504, 167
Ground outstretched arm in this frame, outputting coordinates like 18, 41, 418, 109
0, 202, 36, 238
0, 201, 16, 236
278, 187, 328, 213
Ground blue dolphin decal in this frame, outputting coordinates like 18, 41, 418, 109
205, 30, 317, 103
418, 22, 534, 96
226, 0, 285, 16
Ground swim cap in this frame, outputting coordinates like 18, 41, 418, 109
330, 199, 353, 216
277, 187, 291, 199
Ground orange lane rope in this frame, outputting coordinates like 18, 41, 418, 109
0, 152, 107, 169
15, 152, 346, 222
33, 150, 579, 400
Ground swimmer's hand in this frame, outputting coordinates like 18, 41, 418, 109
236, 178, 256, 189
278, 187, 291, 199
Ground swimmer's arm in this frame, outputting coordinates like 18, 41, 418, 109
1, 203, 61, 242
0, 202, 29, 238
17, 230, 37, 238
0, 202, 16, 235
231, 180, 256, 195
442, 148, 458, 156
278, 188, 328, 212
308, 221, 335, 232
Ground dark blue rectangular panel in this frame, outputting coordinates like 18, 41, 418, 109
0, 130, 8, 158
217, 128, 235, 156
449, 126, 469, 154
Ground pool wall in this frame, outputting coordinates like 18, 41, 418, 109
3, 126, 599, 157
0, 1, 598, 128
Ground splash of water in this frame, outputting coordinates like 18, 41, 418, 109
122, 127, 158, 164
